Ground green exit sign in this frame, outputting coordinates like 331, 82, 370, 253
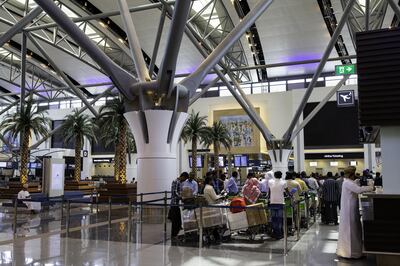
335, 64, 356, 75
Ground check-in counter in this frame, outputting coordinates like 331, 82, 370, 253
361, 193, 400, 265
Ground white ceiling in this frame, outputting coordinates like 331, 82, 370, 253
0, 0, 396, 97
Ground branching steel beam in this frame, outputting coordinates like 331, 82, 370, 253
189, 76, 220, 106
0, 6, 42, 47
20, 33, 27, 113
229, 55, 357, 72
26, 33, 99, 116
387, 0, 400, 19
180, 0, 274, 95
30, 85, 114, 150
282, 0, 357, 147
117, 0, 150, 82
289, 75, 350, 143
181, 17, 275, 145
26, 1, 176, 32
157, 0, 192, 97
149, 6, 166, 78
33, 0, 137, 100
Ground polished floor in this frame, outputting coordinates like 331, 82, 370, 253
0, 200, 377, 265
0, 221, 376, 265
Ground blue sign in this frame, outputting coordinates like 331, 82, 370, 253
337, 90, 355, 107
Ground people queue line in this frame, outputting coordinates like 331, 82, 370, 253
168, 167, 382, 259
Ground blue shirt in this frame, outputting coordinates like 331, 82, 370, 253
212, 179, 220, 194
226, 177, 238, 194
182, 179, 198, 195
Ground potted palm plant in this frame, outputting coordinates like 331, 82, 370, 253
0, 95, 49, 185
204, 121, 232, 178
61, 110, 97, 182
98, 98, 135, 184
181, 111, 209, 175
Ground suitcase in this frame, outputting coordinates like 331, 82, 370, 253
246, 203, 268, 227
230, 197, 246, 213
195, 207, 224, 228
227, 210, 248, 231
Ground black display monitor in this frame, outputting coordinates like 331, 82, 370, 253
189, 155, 203, 168
234, 155, 248, 167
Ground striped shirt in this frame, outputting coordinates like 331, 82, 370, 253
170, 179, 181, 205
322, 178, 339, 202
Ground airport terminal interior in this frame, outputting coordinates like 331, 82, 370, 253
0, 0, 400, 265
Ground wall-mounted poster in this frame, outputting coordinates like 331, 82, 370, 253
220, 115, 254, 147
214, 109, 260, 154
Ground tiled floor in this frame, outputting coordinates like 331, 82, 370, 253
0, 221, 376, 265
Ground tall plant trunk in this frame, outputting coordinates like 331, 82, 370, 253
214, 141, 220, 178
227, 151, 232, 178
113, 143, 120, 182
118, 122, 127, 184
20, 131, 30, 185
191, 136, 197, 176
74, 136, 82, 182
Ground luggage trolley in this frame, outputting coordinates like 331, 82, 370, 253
197, 202, 229, 244
227, 201, 269, 241
180, 202, 229, 245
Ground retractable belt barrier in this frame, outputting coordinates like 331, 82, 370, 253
7, 191, 317, 255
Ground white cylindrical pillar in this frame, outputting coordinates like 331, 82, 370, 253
380, 126, 400, 194
124, 110, 188, 195
363, 143, 377, 172
268, 149, 292, 173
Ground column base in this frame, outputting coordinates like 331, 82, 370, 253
268, 149, 292, 173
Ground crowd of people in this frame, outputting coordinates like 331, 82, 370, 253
168, 167, 381, 259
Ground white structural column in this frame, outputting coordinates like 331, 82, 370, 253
380, 126, 400, 194
268, 149, 292, 173
294, 120, 305, 172
124, 110, 188, 195
363, 143, 377, 172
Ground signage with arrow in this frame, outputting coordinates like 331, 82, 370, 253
335, 64, 356, 75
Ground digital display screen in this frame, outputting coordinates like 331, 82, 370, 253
330, 161, 339, 166
234, 155, 248, 167
309, 162, 318, 167
219, 156, 225, 167
189, 155, 203, 168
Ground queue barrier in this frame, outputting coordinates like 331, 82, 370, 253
6, 191, 317, 255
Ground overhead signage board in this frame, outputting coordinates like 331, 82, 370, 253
335, 64, 356, 75
337, 90, 355, 107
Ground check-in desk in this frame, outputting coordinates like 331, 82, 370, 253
361, 193, 400, 266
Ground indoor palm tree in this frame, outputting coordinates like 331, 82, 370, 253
0, 96, 50, 184
98, 98, 135, 184
181, 111, 209, 175
61, 110, 97, 182
204, 121, 232, 177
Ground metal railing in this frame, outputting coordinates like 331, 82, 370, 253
6, 190, 319, 255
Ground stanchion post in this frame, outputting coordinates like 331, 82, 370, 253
313, 195, 317, 223
128, 198, 132, 242
66, 200, 71, 237
60, 195, 64, 219
96, 192, 99, 213
108, 196, 112, 228
283, 203, 288, 255
305, 195, 310, 228
13, 198, 18, 235
297, 201, 301, 241
90, 189, 94, 213
140, 193, 144, 223
199, 203, 203, 248
163, 191, 167, 241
